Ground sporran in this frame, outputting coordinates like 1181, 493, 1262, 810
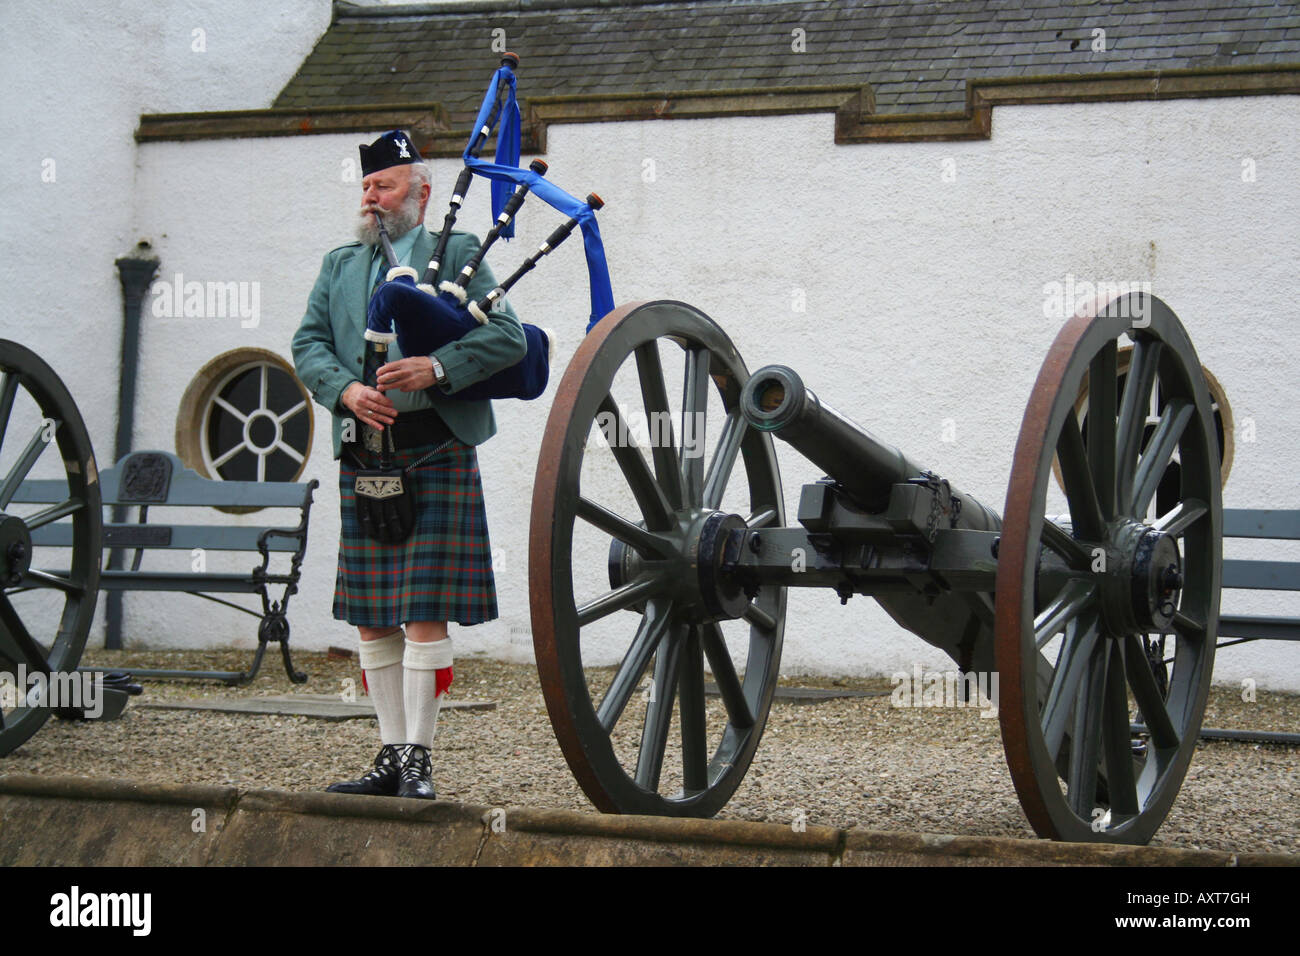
350, 427, 451, 544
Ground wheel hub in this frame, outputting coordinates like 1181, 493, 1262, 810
0, 512, 32, 586
606, 509, 748, 623
1095, 521, 1182, 636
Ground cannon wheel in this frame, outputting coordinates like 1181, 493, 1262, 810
996, 295, 1221, 843
0, 341, 102, 756
530, 301, 786, 816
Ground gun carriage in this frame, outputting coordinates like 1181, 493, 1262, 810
528, 294, 1221, 845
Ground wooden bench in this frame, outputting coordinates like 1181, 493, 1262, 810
1200, 507, 1300, 745
15, 450, 318, 686
1220, 508, 1300, 646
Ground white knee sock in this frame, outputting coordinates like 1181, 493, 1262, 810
404, 637, 453, 750
359, 629, 406, 746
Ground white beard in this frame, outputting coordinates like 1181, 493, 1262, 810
356, 190, 422, 246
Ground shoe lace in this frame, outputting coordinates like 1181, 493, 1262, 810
398, 744, 431, 782
362, 745, 401, 783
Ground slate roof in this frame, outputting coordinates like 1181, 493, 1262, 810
275, 0, 1300, 122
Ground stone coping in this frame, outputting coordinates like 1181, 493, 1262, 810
1, 773, 1293, 867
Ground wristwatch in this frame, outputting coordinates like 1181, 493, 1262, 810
430, 356, 446, 385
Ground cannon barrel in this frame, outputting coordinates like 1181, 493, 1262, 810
739, 364, 1000, 531
740, 363, 1002, 675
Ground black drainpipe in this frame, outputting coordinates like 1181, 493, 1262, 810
108, 244, 159, 650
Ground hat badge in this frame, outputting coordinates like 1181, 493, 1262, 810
395, 137, 410, 159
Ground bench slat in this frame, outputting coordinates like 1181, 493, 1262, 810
7, 478, 78, 505
1222, 508, 1300, 540
1218, 615, 1300, 642
10, 479, 311, 510
11, 454, 314, 509
1221, 559, 1300, 591
29, 523, 302, 552
99, 570, 297, 592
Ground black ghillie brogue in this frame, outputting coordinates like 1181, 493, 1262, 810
395, 743, 437, 799
326, 744, 402, 796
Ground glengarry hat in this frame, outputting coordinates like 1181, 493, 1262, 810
359, 130, 423, 177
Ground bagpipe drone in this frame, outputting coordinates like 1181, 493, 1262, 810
363, 53, 615, 403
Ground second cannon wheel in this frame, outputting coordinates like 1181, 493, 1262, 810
530, 300, 786, 816
995, 294, 1221, 843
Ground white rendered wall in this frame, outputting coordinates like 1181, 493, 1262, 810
0, 0, 331, 466
0, 0, 332, 645
127, 96, 1299, 692
0, 4, 1296, 690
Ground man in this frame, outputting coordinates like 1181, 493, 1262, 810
292, 131, 525, 798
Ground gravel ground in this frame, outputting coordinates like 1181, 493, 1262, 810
5, 648, 1297, 856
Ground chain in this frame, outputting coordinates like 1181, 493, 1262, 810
910, 470, 960, 545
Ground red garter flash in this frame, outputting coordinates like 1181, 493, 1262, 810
361, 668, 450, 696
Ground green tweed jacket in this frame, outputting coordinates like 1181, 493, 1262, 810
291, 228, 526, 458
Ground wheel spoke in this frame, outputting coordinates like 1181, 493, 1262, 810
1172, 607, 1205, 635
1087, 341, 1118, 520
1066, 636, 1108, 818
742, 601, 777, 632
0, 372, 20, 460
1041, 612, 1101, 760
576, 497, 675, 559
22, 569, 83, 594
1131, 399, 1192, 516
1056, 416, 1105, 540
1152, 498, 1207, 538
1101, 641, 1140, 819
701, 621, 753, 728
1123, 634, 1179, 751
680, 347, 710, 508
679, 626, 708, 794
598, 396, 674, 530
596, 598, 671, 733
1034, 578, 1096, 650
576, 575, 662, 627
1115, 338, 1162, 514
1040, 519, 1092, 572
635, 625, 685, 790
746, 508, 778, 529
703, 412, 745, 510
0, 595, 52, 673
22, 497, 85, 531
634, 343, 683, 510
0, 421, 59, 510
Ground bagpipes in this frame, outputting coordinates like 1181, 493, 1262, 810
364, 53, 614, 403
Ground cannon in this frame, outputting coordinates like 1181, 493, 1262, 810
529, 292, 1221, 844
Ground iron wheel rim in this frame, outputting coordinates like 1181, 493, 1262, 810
995, 294, 1220, 843
530, 301, 786, 816
0, 340, 102, 756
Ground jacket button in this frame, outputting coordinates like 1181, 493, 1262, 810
331, 366, 339, 371
356, 356, 363, 363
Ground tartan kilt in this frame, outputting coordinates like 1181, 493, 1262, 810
333, 438, 498, 627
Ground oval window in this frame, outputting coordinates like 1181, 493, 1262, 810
176, 348, 313, 484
